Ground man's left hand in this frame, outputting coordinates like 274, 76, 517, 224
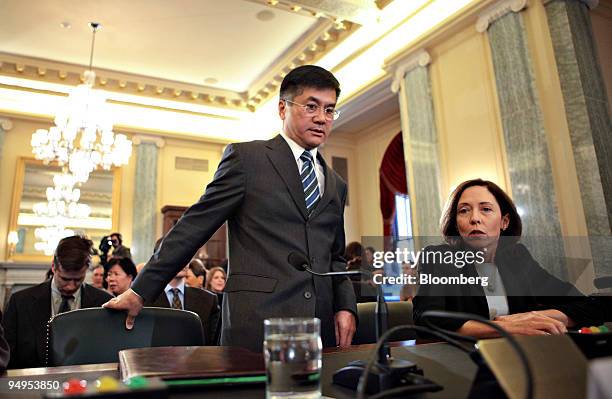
334, 310, 356, 347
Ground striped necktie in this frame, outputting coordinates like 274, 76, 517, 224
171, 288, 182, 309
300, 151, 321, 214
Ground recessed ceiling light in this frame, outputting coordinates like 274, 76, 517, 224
204, 77, 218, 85
60, 21, 71, 29
256, 10, 275, 21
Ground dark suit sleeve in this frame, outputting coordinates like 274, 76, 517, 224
330, 183, 358, 316
2, 296, 18, 369
132, 144, 246, 302
0, 311, 10, 370
517, 245, 605, 326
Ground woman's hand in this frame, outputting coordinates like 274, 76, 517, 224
457, 311, 568, 338
495, 311, 568, 335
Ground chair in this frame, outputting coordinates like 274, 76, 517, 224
47, 307, 204, 366
353, 301, 415, 344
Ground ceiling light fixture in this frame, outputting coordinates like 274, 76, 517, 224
30, 22, 132, 184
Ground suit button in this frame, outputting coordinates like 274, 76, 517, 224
303, 291, 312, 299
310, 257, 316, 263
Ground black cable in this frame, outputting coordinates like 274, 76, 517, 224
355, 324, 471, 399
421, 310, 534, 399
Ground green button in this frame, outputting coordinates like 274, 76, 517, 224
126, 376, 148, 389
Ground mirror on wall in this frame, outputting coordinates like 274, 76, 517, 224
8, 158, 120, 262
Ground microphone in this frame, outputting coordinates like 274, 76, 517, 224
288, 251, 416, 393
288, 252, 362, 276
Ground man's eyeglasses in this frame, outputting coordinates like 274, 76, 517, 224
283, 99, 340, 121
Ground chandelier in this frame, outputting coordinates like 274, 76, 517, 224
33, 173, 92, 255
30, 22, 132, 184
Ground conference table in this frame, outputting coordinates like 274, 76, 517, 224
0, 342, 479, 398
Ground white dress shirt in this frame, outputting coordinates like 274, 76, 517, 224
164, 281, 185, 310
280, 133, 325, 196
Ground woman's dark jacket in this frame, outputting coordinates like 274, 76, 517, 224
413, 243, 605, 331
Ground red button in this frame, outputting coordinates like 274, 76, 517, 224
578, 327, 592, 334
63, 378, 87, 394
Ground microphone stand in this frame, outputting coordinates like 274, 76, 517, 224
296, 259, 423, 394
331, 271, 421, 394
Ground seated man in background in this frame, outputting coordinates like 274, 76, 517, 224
145, 265, 220, 345
90, 264, 105, 290
185, 258, 207, 290
2, 236, 112, 369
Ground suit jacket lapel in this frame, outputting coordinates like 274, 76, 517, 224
265, 135, 309, 220
309, 153, 337, 219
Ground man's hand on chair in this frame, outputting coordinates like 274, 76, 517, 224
102, 288, 144, 330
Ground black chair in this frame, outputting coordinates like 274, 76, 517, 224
47, 307, 204, 366
352, 301, 415, 344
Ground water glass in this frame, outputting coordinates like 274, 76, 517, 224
263, 318, 322, 399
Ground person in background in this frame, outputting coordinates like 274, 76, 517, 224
91, 264, 105, 290
106, 257, 138, 297
364, 246, 376, 268
413, 178, 604, 337
205, 267, 226, 304
3, 235, 112, 369
399, 262, 418, 302
109, 232, 132, 260
146, 265, 220, 345
185, 258, 207, 289
345, 242, 376, 303
135, 262, 146, 274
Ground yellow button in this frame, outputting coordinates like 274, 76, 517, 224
96, 375, 121, 392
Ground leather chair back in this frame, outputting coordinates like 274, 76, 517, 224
47, 307, 203, 366
353, 301, 415, 344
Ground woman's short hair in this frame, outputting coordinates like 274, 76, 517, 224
205, 266, 226, 291
106, 257, 138, 280
440, 179, 522, 246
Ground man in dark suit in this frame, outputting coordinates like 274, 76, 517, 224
105, 65, 357, 352
145, 266, 220, 345
3, 236, 112, 369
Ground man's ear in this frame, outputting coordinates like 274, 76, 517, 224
279, 99, 287, 120
51, 262, 56, 274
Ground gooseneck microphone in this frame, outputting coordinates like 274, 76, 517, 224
288, 251, 421, 394
288, 252, 362, 276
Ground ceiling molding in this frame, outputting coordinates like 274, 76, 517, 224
245, 19, 357, 110
0, 117, 13, 130
245, 0, 380, 24
0, 18, 357, 114
475, 0, 527, 33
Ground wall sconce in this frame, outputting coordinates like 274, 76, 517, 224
7, 231, 19, 260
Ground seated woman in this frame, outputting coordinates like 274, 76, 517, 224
206, 266, 227, 304
413, 178, 603, 337
106, 257, 138, 297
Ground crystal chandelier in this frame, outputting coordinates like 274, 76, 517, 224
33, 173, 92, 255
30, 22, 132, 184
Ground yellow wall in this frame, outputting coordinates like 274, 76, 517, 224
429, 23, 508, 201
320, 139, 360, 245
